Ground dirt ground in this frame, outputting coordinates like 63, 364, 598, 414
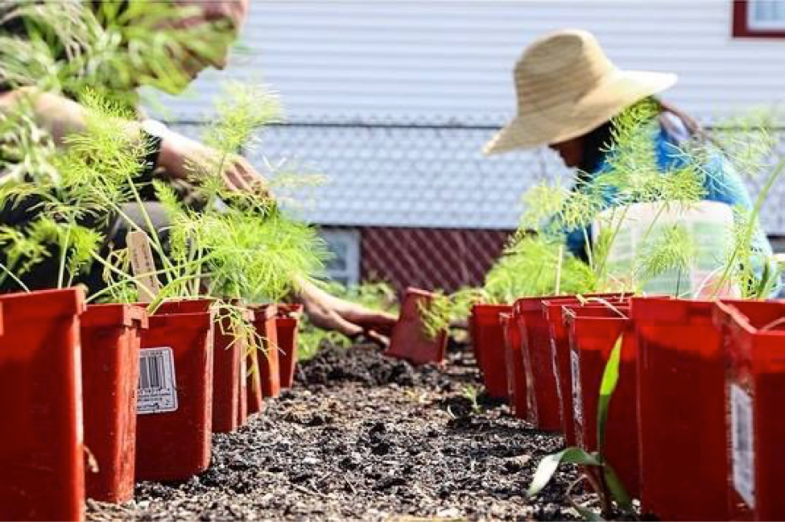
88, 342, 592, 521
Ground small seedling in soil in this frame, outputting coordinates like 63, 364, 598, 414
461, 384, 482, 414
528, 334, 633, 521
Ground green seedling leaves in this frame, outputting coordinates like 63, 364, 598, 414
597, 334, 623, 456
527, 447, 601, 498
574, 504, 607, 522
603, 463, 633, 513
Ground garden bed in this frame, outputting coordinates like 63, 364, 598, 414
87, 342, 589, 521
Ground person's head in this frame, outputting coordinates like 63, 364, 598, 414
164, 0, 250, 77
93, 0, 250, 90
1, 0, 250, 97
484, 29, 678, 171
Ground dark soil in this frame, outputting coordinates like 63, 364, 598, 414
88, 342, 592, 521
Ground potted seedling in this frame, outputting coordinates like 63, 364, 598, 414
387, 286, 479, 366
92, 82, 328, 477
0, 89, 156, 509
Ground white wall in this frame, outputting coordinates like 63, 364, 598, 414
156, 1, 785, 234
156, 0, 785, 124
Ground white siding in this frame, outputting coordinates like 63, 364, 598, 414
152, 1, 785, 233
154, 0, 785, 124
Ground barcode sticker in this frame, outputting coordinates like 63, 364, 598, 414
731, 384, 755, 508
571, 350, 583, 427
137, 347, 178, 415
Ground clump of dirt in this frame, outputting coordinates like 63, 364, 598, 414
88, 343, 590, 522
295, 342, 451, 391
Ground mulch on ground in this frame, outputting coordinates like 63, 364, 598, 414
88, 342, 591, 521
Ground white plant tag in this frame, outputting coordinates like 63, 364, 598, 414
731, 384, 755, 508
571, 349, 583, 428
551, 338, 563, 406
137, 347, 178, 415
127, 231, 160, 303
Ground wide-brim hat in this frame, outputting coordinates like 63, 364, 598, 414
484, 29, 677, 155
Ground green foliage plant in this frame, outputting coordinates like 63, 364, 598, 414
0, 0, 238, 105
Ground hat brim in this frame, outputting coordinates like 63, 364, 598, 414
483, 70, 677, 155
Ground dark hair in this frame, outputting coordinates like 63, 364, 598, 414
576, 97, 701, 177
578, 120, 615, 176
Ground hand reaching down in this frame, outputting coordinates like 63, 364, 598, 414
297, 279, 398, 346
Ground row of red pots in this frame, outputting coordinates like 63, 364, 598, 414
0, 288, 303, 521
471, 294, 785, 521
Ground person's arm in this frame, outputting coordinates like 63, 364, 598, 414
296, 277, 398, 343
2, 88, 399, 333
0, 87, 265, 193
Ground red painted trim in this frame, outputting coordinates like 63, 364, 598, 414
733, 0, 785, 38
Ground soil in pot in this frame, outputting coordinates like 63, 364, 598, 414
470, 304, 511, 398
81, 303, 147, 503
565, 304, 638, 499
632, 297, 727, 521
386, 287, 448, 366
135, 299, 215, 482
0, 288, 86, 521
714, 299, 785, 521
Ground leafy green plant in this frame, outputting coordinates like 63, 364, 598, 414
0, 89, 148, 291
0, 0, 237, 105
417, 287, 485, 341
462, 384, 482, 415
527, 334, 633, 520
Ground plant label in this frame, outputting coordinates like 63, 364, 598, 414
731, 384, 755, 508
128, 231, 160, 303
571, 350, 583, 429
551, 338, 563, 406
137, 347, 178, 415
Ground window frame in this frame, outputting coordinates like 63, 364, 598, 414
733, 0, 785, 38
318, 228, 361, 286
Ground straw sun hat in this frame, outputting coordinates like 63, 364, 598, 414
484, 29, 677, 155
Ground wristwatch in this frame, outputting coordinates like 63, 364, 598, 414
139, 119, 169, 173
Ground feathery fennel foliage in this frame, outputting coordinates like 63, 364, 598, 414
127, 82, 329, 305
0, 88, 147, 289
0, 0, 237, 105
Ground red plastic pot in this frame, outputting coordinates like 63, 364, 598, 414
513, 296, 566, 431
212, 309, 248, 434
136, 299, 215, 482
631, 297, 727, 520
714, 300, 785, 521
500, 312, 527, 418
564, 304, 638, 499
386, 287, 448, 366
543, 294, 631, 446
276, 304, 303, 389
253, 304, 281, 399
470, 304, 511, 398
81, 303, 148, 503
0, 288, 86, 521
